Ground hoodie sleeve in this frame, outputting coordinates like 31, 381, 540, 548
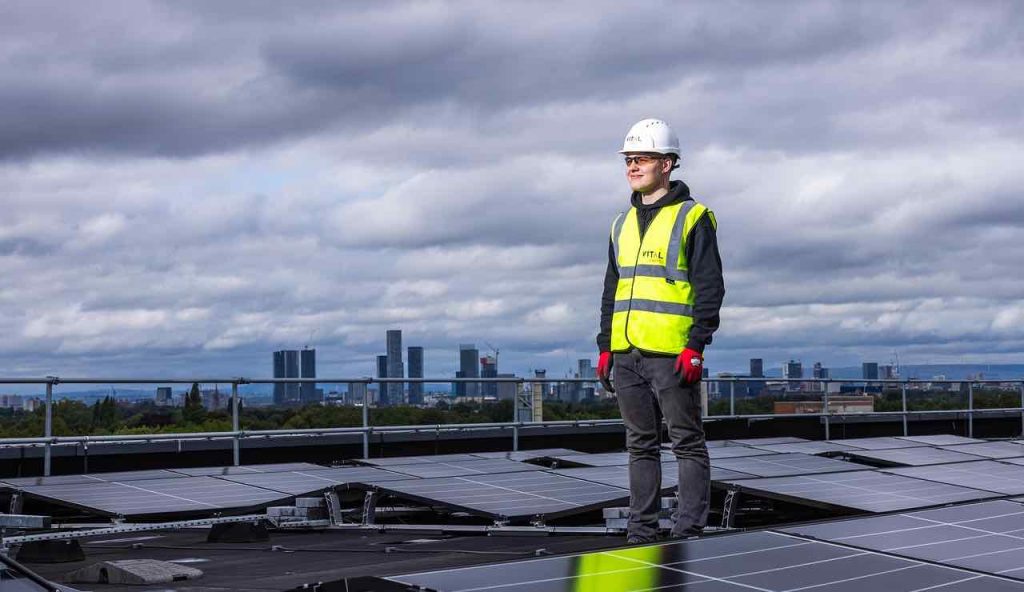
596, 238, 618, 352
684, 213, 725, 353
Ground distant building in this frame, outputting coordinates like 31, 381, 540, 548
576, 358, 596, 402
812, 362, 830, 379
534, 369, 550, 399
347, 382, 368, 405
454, 370, 466, 398
201, 387, 222, 411
408, 346, 424, 405
880, 364, 897, 380
0, 394, 24, 409
481, 355, 497, 398
497, 373, 517, 400
749, 358, 764, 378
155, 387, 172, 406
273, 350, 300, 405
377, 354, 389, 406
863, 362, 879, 380
784, 360, 803, 380
459, 344, 480, 399
386, 330, 404, 405
299, 348, 318, 404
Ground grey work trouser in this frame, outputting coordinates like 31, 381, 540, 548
614, 349, 710, 541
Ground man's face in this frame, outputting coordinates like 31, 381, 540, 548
624, 152, 671, 193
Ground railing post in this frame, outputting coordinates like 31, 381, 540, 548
362, 381, 370, 459
231, 382, 240, 466
44, 378, 54, 477
901, 381, 909, 436
823, 387, 830, 441
968, 382, 974, 438
511, 380, 520, 452
729, 380, 735, 417
1020, 381, 1024, 438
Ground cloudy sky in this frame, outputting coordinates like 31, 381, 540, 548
2, 1, 1023, 383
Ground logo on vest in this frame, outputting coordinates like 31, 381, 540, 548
641, 249, 664, 261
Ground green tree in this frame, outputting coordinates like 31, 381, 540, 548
182, 383, 207, 424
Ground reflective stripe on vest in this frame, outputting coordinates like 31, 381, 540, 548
609, 199, 714, 354
573, 545, 661, 592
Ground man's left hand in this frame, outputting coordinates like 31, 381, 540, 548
674, 348, 703, 384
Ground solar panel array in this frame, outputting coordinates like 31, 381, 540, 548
377, 459, 545, 479
711, 452, 864, 477
363, 471, 630, 521
845, 446, 986, 467
831, 436, 930, 450
783, 500, 1024, 581
718, 470, 1000, 513
939, 441, 1024, 459
388, 529, 1024, 591
883, 461, 1024, 495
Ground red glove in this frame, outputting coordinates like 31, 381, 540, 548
597, 351, 615, 393
674, 348, 703, 384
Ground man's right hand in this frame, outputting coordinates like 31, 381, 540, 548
597, 351, 615, 393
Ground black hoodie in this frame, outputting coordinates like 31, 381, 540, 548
596, 180, 724, 354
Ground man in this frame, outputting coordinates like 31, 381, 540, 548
596, 118, 725, 543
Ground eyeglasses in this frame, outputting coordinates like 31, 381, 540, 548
623, 155, 663, 166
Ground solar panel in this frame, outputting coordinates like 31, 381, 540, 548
749, 440, 857, 455
783, 500, 1024, 581
711, 453, 864, 477
554, 463, 755, 490
20, 476, 290, 518
170, 462, 326, 476
1, 469, 187, 488
718, 470, 999, 513
882, 461, 1024, 495
552, 452, 676, 467
387, 529, 1024, 591
471, 448, 580, 461
939, 442, 1024, 459
707, 445, 777, 459
834, 436, 932, 450
846, 447, 986, 467
726, 436, 809, 446
356, 453, 484, 466
376, 459, 545, 479
215, 466, 411, 495
364, 471, 629, 521
898, 434, 985, 446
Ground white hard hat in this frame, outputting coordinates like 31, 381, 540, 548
619, 118, 680, 157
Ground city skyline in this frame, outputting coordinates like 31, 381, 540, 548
3, 3, 1023, 380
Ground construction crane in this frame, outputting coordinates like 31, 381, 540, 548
485, 342, 500, 370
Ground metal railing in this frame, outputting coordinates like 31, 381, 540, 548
1, 375, 1022, 476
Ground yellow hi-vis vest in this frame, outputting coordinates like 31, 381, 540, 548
573, 544, 662, 592
610, 199, 716, 354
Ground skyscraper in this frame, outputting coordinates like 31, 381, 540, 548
459, 344, 480, 399
749, 358, 764, 378
408, 346, 424, 405
480, 355, 497, 398
273, 349, 300, 405
863, 362, 879, 380
784, 360, 803, 379
377, 354, 389, 406
386, 330, 404, 405
299, 348, 317, 404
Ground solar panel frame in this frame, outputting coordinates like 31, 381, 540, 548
471, 448, 580, 461
356, 453, 484, 467
833, 436, 934, 450
374, 459, 545, 479
718, 470, 1000, 513
1, 469, 189, 489
845, 447, 988, 467
748, 440, 858, 455
19, 476, 291, 518
897, 434, 986, 446
939, 442, 1024, 459
726, 436, 809, 446
387, 529, 1024, 591
214, 466, 412, 495
169, 462, 327, 476
782, 500, 1024, 581
711, 453, 865, 477
882, 460, 1024, 495
361, 471, 630, 521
